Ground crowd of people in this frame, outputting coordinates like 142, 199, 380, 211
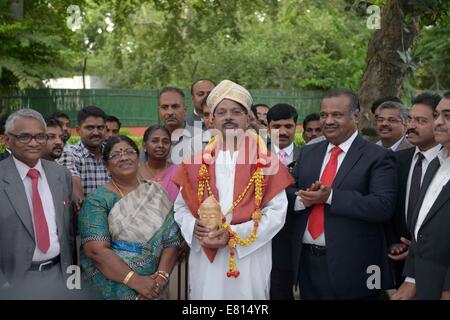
0, 79, 449, 300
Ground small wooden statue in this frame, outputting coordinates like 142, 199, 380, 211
198, 195, 223, 231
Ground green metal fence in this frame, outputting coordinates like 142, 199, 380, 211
2, 89, 324, 127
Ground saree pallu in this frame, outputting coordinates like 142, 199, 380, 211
79, 182, 182, 300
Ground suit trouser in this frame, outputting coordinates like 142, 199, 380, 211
298, 246, 338, 300
0, 263, 67, 299
270, 266, 294, 300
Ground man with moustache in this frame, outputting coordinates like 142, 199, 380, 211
50, 112, 72, 150
187, 79, 215, 130
0, 112, 12, 161
105, 115, 121, 140
302, 113, 323, 144
0, 109, 73, 298
58, 106, 110, 211
172, 80, 293, 299
376, 101, 413, 151
385, 92, 442, 288
254, 104, 270, 129
159, 87, 203, 164
42, 117, 65, 161
393, 92, 450, 300
288, 89, 397, 299
267, 103, 300, 300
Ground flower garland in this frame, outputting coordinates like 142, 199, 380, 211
197, 132, 267, 278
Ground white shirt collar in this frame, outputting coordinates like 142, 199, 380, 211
273, 142, 294, 156
414, 144, 442, 163
326, 130, 358, 154
12, 156, 44, 181
437, 147, 449, 165
390, 136, 405, 151
377, 136, 404, 151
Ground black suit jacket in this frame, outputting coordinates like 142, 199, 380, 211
403, 157, 450, 299
270, 144, 300, 299
288, 134, 397, 299
272, 145, 301, 268
385, 147, 416, 246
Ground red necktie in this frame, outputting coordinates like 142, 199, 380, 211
307, 146, 343, 239
27, 169, 50, 253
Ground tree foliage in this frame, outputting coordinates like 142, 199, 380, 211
0, 0, 85, 97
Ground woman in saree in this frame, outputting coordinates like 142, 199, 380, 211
138, 125, 179, 202
79, 135, 182, 300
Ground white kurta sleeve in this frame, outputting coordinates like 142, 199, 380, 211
173, 190, 202, 252
232, 190, 287, 259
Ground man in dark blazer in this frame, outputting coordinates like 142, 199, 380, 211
0, 111, 11, 162
385, 92, 442, 288
267, 103, 301, 300
393, 93, 450, 300
0, 109, 74, 298
288, 89, 397, 299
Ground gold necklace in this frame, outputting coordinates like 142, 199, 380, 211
111, 178, 140, 197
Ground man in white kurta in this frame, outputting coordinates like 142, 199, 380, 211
172, 80, 293, 299
174, 150, 288, 299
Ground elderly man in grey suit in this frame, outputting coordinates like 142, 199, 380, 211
0, 109, 74, 298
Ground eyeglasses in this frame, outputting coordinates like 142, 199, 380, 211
8, 133, 48, 144
214, 109, 247, 117
407, 117, 428, 125
108, 149, 137, 161
375, 117, 403, 124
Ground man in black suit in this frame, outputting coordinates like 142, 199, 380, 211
267, 103, 301, 300
386, 92, 442, 288
393, 92, 450, 300
288, 89, 397, 299
0, 112, 11, 161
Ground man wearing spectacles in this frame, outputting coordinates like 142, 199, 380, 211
0, 109, 74, 298
375, 101, 413, 151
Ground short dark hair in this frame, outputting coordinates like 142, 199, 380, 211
77, 106, 106, 125
303, 112, 320, 129
190, 79, 216, 95
143, 125, 171, 143
411, 92, 441, 111
49, 112, 70, 121
159, 87, 185, 104
442, 91, 450, 99
371, 96, 402, 114
45, 117, 63, 129
254, 103, 270, 111
267, 104, 298, 124
1, 111, 12, 135
102, 135, 139, 163
106, 115, 122, 129
322, 89, 360, 114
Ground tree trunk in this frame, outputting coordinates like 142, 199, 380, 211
358, 0, 419, 129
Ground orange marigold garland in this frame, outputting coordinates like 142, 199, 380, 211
197, 132, 267, 278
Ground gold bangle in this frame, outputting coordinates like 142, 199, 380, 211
156, 272, 168, 283
123, 270, 135, 285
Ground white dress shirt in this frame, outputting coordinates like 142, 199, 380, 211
405, 147, 450, 284
295, 130, 358, 246
13, 157, 60, 261
404, 145, 441, 219
376, 136, 404, 151
273, 143, 295, 165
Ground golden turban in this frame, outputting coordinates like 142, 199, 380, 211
206, 80, 253, 114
